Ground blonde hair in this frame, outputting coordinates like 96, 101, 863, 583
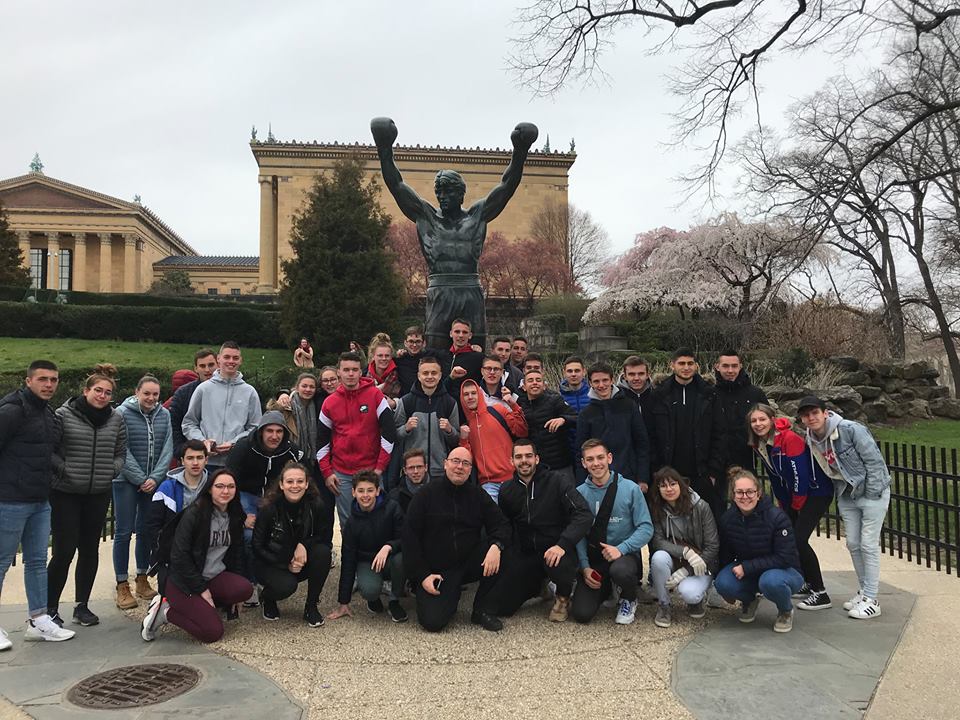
727, 465, 762, 502
368, 332, 393, 358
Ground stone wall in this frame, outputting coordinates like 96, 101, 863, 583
765, 356, 960, 423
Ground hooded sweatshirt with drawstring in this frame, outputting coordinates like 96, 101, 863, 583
181, 370, 262, 462
225, 410, 305, 496
458, 379, 528, 485
804, 410, 890, 500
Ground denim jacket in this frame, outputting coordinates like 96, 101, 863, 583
808, 415, 890, 500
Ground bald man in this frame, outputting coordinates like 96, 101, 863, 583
401, 447, 511, 632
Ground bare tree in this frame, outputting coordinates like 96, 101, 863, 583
529, 201, 611, 293
510, 0, 960, 188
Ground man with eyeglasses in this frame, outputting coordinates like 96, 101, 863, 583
402, 447, 511, 632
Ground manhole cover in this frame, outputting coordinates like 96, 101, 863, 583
67, 663, 201, 709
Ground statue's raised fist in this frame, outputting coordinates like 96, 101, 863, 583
511, 122, 539, 151
370, 117, 398, 148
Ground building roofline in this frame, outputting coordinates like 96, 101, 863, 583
0, 173, 197, 255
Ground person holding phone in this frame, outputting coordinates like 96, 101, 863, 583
401, 447, 511, 632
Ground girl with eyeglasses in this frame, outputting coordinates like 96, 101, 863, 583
714, 467, 805, 633
646, 467, 720, 628
156, 468, 252, 643
48, 364, 127, 628
747, 404, 835, 611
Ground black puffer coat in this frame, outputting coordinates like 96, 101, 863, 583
717, 495, 801, 576
52, 397, 126, 495
0, 388, 61, 503
517, 390, 578, 470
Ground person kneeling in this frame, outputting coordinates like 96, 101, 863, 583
162, 469, 253, 643
647, 467, 719, 628
253, 462, 332, 627
714, 467, 804, 633
328, 471, 407, 623
402, 447, 511, 632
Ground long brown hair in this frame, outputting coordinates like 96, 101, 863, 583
261, 462, 319, 507
648, 466, 694, 523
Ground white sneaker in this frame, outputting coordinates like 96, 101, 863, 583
848, 596, 881, 620
141, 595, 170, 642
602, 584, 621, 609
24, 615, 75, 642
843, 590, 864, 611
0, 627, 11, 651
615, 599, 638, 625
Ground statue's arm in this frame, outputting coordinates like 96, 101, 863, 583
476, 122, 539, 222
371, 117, 430, 222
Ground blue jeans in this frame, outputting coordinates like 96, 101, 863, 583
714, 562, 804, 614
239, 491, 260, 583
332, 471, 355, 528
0, 501, 51, 616
837, 487, 890, 599
112, 481, 154, 582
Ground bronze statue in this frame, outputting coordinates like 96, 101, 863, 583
371, 117, 538, 349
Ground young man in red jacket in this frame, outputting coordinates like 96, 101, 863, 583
458, 379, 527, 503
317, 352, 397, 528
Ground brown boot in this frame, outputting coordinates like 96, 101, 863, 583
135, 574, 157, 600
116, 581, 138, 609
549, 596, 570, 623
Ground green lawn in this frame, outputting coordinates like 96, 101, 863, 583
871, 419, 960, 453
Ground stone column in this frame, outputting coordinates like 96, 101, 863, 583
16, 231, 31, 270
73, 234, 87, 291
123, 234, 138, 293
99, 233, 113, 292
257, 175, 277, 293
47, 232, 60, 290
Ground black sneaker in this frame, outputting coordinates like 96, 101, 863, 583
366, 598, 385, 614
387, 600, 408, 623
303, 604, 324, 628
48, 612, 65, 628
797, 590, 833, 611
470, 610, 503, 632
73, 603, 99, 627
791, 582, 811, 599
262, 598, 280, 621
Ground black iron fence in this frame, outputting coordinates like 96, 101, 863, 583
760, 441, 960, 577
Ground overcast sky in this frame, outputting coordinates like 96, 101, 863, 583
2, 1, 854, 258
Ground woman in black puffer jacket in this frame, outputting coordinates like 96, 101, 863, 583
48, 364, 127, 628
253, 462, 331, 627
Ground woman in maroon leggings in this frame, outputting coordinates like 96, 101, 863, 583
161, 469, 252, 643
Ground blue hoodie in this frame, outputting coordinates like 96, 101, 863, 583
575, 472, 653, 569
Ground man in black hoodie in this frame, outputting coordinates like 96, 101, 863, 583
616, 355, 660, 471
487, 439, 593, 622
713, 350, 768, 471
225, 410, 305, 599
574, 362, 650, 487
650, 349, 726, 520
517, 369, 578, 480
402, 447, 511, 632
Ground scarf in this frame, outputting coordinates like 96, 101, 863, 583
368, 359, 398, 385
75, 394, 114, 428
449, 344, 473, 355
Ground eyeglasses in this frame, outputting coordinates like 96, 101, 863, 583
447, 459, 473, 467
90, 387, 113, 397
734, 489, 759, 498
406, 339, 424, 345
212, 484, 236, 491
405, 464, 426, 472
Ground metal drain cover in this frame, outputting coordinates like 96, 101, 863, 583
67, 663, 201, 709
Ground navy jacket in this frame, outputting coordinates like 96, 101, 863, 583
717, 495, 801, 576
337, 495, 404, 604
574, 387, 650, 484
0, 388, 61, 503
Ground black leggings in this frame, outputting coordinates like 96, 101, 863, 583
786, 495, 832, 591
47, 489, 111, 611
258, 545, 332, 605
413, 544, 498, 632
486, 547, 578, 617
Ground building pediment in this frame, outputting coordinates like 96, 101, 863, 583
0, 175, 127, 211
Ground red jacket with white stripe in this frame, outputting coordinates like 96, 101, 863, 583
317, 377, 395, 477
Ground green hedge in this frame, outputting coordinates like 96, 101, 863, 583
0, 301, 284, 347
0, 285, 277, 310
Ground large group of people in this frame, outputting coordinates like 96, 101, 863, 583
0, 321, 893, 651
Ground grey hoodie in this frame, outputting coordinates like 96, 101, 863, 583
182, 370, 262, 460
